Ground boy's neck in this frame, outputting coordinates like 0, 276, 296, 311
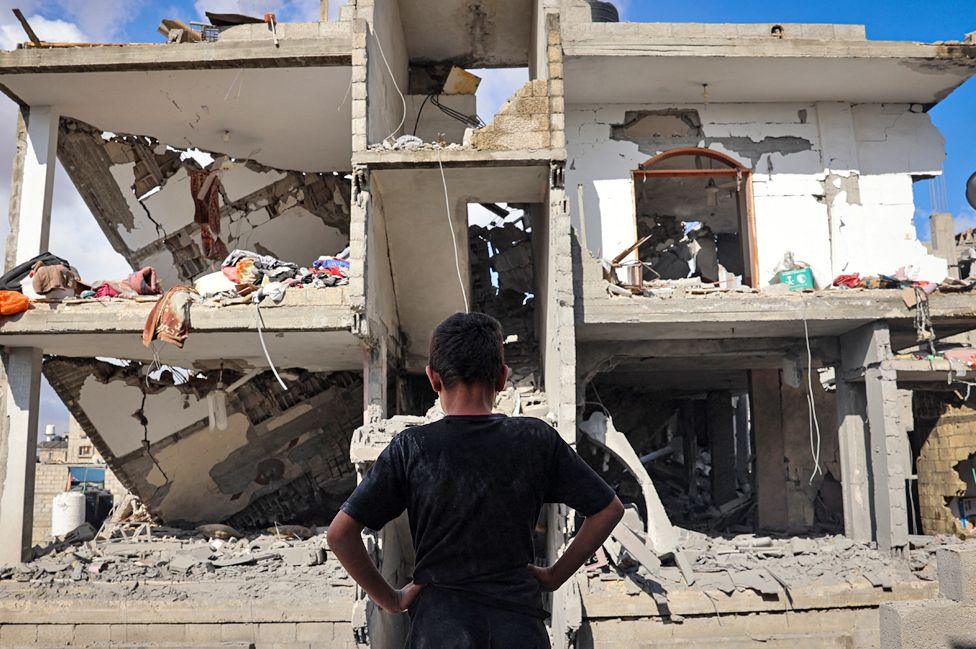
439, 382, 497, 416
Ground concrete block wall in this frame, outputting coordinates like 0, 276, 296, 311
470, 80, 553, 151
914, 395, 976, 535
0, 622, 356, 648
30, 464, 69, 545
582, 607, 881, 649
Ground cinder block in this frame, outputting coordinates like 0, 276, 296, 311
73, 624, 112, 643
36, 624, 75, 645
296, 622, 333, 641
1, 624, 37, 644
880, 599, 976, 649
222, 623, 257, 642
258, 623, 298, 643
185, 623, 218, 642
938, 545, 976, 602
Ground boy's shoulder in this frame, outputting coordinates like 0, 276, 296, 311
396, 415, 557, 441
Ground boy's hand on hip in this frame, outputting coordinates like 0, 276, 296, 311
527, 564, 562, 592
379, 582, 425, 614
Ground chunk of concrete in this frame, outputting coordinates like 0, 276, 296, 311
880, 599, 976, 649
937, 544, 976, 603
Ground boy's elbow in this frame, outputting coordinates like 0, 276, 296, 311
327, 511, 358, 549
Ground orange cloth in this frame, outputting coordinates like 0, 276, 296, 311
0, 290, 30, 316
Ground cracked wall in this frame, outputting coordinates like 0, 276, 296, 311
43, 357, 363, 528
566, 102, 949, 287
59, 119, 352, 288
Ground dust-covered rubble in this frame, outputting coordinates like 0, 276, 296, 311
588, 526, 975, 599
0, 521, 353, 602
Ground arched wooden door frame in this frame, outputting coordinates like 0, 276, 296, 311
633, 147, 758, 288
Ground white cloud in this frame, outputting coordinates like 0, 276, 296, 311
0, 13, 86, 50
470, 67, 529, 125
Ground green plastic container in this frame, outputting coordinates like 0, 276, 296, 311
779, 267, 814, 291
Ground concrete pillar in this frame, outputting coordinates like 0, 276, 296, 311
834, 375, 873, 542
733, 393, 751, 487
0, 105, 58, 564
363, 335, 388, 423
749, 369, 788, 530
929, 213, 959, 279
0, 349, 42, 564
706, 391, 737, 506
679, 400, 700, 501
4, 108, 28, 273
320, 0, 329, 21
14, 106, 59, 257
841, 322, 909, 552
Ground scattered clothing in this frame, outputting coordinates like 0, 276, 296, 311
127, 267, 161, 296
0, 252, 69, 292
143, 286, 199, 349
832, 273, 861, 288
30, 261, 87, 296
190, 170, 228, 261
94, 283, 123, 299
0, 290, 30, 316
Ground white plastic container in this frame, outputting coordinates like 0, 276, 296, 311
51, 491, 86, 537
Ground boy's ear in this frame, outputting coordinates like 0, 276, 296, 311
495, 364, 511, 392
425, 365, 443, 393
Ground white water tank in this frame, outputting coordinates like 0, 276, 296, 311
51, 491, 86, 537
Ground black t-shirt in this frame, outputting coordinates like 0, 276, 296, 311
340, 415, 616, 618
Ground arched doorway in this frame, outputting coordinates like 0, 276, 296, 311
629, 147, 757, 288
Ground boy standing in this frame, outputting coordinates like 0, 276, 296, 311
328, 313, 624, 648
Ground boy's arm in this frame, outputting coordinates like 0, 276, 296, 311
327, 511, 424, 614
528, 496, 624, 591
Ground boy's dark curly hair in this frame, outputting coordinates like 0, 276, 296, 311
429, 312, 506, 388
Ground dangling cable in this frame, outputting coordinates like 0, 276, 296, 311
803, 313, 824, 483
255, 302, 289, 391
437, 148, 469, 312
371, 26, 407, 142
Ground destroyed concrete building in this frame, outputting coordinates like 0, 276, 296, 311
0, 1, 975, 647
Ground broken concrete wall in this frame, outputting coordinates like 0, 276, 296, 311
43, 358, 363, 528
913, 392, 976, 536
359, 168, 401, 355
470, 79, 552, 150
565, 101, 948, 287
359, 0, 409, 145
59, 119, 352, 288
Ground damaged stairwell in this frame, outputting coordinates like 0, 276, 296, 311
43, 357, 364, 530
59, 117, 353, 288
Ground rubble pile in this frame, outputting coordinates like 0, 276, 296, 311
0, 521, 352, 601
589, 529, 973, 599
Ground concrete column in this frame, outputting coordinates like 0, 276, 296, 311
834, 375, 873, 542
4, 108, 28, 273
706, 391, 737, 506
733, 393, 751, 487
363, 335, 388, 423
14, 106, 59, 257
929, 213, 959, 279
749, 369, 788, 530
0, 105, 58, 564
320, 0, 329, 21
0, 348, 42, 564
679, 400, 700, 501
841, 322, 909, 552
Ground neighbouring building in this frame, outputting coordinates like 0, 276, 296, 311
0, 1, 975, 647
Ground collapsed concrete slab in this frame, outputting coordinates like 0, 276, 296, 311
43, 357, 363, 528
